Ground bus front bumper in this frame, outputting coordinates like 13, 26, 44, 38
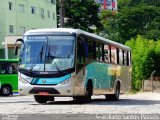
19, 80, 74, 96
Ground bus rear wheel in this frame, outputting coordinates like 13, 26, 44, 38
1, 85, 12, 96
105, 83, 120, 101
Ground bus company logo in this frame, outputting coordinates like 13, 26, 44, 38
42, 80, 46, 83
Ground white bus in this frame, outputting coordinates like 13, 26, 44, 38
15, 28, 132, 104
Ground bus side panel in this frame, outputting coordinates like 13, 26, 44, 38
73, 62, 132, 96
117, 66, 132, 93
73, 70, 86, 96
85, 62, 132, 95
85, 62, 110, 94
0, 74, 18, 94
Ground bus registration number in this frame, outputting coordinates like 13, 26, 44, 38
38, 92, 49, 95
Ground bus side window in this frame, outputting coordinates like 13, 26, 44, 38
87, 39, 94, 59
0, 63, 5, 74
11, 63, 18, 74
129, 51, 131, 66
123, 51, 127, 66
126, 51, 129, 66
104, 44, 110, 63
96, 42, 103, 61
77, 38, 85, 72
111, 46, 117, 64
119, 49, 123, 65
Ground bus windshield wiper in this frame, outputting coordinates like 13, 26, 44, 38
47, 46, 64, 74
30, 45, 44, 72
53, 62, 63, 74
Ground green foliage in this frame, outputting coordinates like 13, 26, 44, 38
57, 0, 103, 32
117, 5, 160, 42
99, 10, 120, 42
101, 0, 160, 43
126, 36, 160, 91
118, 0, 160, 10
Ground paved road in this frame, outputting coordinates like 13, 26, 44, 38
0, 93, 160, 120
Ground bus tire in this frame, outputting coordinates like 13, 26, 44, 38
1, 85, 12, 96
73, 81, 93, 103
86, 81, 93, 101
105, 83, 120, 101
34, 95, 49, 104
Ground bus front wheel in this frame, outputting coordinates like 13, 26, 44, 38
74, 81, 93, 102
1, 85, 12, 96
34, 95, 55, 104
34, 95, 48, 104
105, 83, 120, 101
86, 81, 93, 101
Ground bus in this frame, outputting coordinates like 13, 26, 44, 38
15, 28, 132, 104
0, 59, 19, 96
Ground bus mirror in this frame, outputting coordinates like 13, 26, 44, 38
15, 38, 24, 44
14, 45, 19, 56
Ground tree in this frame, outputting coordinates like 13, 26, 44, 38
99, 10, 120, 42
126, 36, 160, 91
99, 0, 160, 43
57, 0, 103, 32
117, 5, 160, 42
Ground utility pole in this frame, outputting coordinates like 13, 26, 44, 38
59, 0, 64, 27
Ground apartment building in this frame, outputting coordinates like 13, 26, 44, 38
94, 0, 117, 10
0, 0, 57, 59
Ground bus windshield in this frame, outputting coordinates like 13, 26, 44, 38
20, 35, 75, 72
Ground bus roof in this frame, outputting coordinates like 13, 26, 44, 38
0, 59, 19, 63
24, 28, 131, 51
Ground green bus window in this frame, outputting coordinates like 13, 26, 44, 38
0, 63, 5, 74
0, 62, 18, 74
10, 63, 18, 74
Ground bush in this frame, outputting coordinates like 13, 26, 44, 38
125, 35, 160, 91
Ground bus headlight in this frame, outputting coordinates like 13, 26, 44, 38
19, 77, 28, 84
61, 79, 71, 85
19, 76, 32, 84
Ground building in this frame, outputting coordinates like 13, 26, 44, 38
0, 0, 57, 59
95, 0, 117, 11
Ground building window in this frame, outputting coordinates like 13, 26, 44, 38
52, 13, 55, 20
19, 4, 24, 12
31, 6, 36, 14
9, 25, 14, 33
9, 2, 13, 10
51, 0, 55, 4
40, 8, 45, 18
47, 10, 50, 18
20, 27, 26, 34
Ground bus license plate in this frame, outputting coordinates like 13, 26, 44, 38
38, 92, 49, 95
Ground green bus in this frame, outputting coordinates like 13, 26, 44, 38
0, 59, 19, 96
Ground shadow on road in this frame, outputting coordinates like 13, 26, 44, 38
0, 101, 34, 104
31, 98, 160, 106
